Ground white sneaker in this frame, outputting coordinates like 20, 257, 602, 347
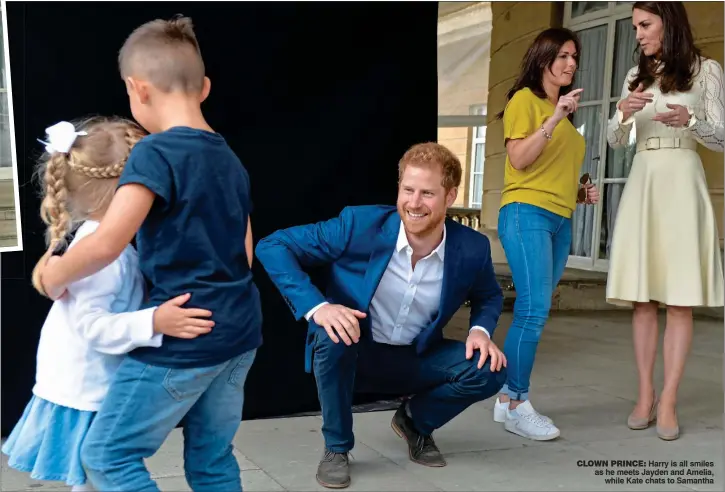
493, 397, 509, 423
494, 397, 552, 424
504, 400, 560, 440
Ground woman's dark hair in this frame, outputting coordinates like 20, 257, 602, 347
629, 2, 702, 93
496, 27, 581, 120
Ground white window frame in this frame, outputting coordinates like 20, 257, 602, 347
564, 1, 634, 272
467, 104, 486, 209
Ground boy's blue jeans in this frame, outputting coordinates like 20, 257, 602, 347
80, 349, 257, 492
498, 203, 571, 402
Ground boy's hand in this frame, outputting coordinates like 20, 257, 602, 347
33, 251, 67, 300
153, 293, 214, 339
43, 256, 68, 300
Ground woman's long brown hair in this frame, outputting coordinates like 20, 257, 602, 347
629, 2, 702, 94
496, 27, 581, 121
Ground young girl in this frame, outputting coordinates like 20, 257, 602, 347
2, 117, 210, 491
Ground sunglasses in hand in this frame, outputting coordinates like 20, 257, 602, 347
577, 173, 592, 204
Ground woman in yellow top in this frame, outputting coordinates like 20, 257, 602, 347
492, 28, 599, 441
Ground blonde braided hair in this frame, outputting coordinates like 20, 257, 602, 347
32, 117, 147, 297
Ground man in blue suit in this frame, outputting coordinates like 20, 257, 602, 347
255, 142, 506, 489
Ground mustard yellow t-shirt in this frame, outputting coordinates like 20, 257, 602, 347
500, 87, 586, 218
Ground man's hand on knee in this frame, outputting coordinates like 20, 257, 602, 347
313, 304, 366, 345
465, 331, 506, 371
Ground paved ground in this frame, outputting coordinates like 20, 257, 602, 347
2, 310, 723, 491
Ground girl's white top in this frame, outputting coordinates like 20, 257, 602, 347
32, 220, 163, 411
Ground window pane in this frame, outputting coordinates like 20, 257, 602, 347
611, 17, 638, 98
572, 2, 608, 18
0, 8, 9, 169
0, 9, 4, 90
605, 102, 635, 178
438, 3, 491, 115
572, 106, 602, 179
570, 105, 601, 259
0, 92, 11, 168
473, 142, 484, 173
571, 203, 595, 258
470, 141, 484, 209
599, 183, 626, 259
572, 25, 607, 102
471, 172, 483, 207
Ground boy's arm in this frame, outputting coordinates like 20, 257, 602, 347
245, 218, 253, 268
42, 184, 155, 299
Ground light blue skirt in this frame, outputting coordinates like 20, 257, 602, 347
2, 395, 95, 486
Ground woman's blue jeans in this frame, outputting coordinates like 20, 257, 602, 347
498, 202, 571, 401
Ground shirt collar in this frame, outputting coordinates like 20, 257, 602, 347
395, 221, 446, 261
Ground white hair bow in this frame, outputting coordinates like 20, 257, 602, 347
37, 121, 87, 154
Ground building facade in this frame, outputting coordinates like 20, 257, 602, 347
440, 1, 724, 273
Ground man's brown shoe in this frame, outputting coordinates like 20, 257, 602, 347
391, 404, 447, 467
316, 450, 351, 489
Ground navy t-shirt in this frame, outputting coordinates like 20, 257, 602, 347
118, 126, 262, 368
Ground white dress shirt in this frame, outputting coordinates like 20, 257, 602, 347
32, 220, 163, 412
306, 222, 489, 343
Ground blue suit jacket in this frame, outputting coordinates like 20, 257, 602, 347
255, 205, 503, 373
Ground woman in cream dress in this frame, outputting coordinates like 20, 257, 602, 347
606, 1, 724, 441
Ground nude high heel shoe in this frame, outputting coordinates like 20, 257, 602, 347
627, 397, 657, 430
656, 404, 680, 441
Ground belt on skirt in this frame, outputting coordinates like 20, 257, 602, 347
635, 136, 698, 153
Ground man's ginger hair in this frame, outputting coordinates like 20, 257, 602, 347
398, 142, 462, 191
118, 15, 205, 93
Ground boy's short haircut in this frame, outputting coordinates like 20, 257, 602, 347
118, 15, 205, 94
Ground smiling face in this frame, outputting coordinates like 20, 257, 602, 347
396, 163, 456, 239
632, 8, 664, 58
395, 143, 461, 242
543, 40, 578, 88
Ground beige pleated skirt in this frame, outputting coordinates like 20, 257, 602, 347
606, 147, 724, 308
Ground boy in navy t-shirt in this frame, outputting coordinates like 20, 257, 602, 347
39, 16, 261, 492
